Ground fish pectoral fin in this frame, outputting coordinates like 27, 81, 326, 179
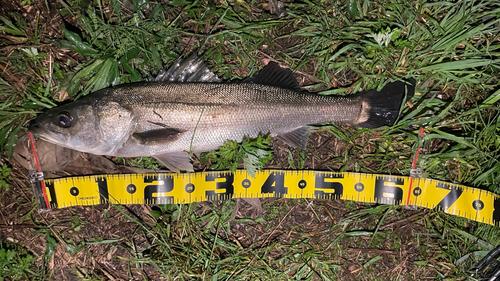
132, 128, 185, 145
275, 126, 312, 150
245, 62, 300, 90
154, 151, 194, 172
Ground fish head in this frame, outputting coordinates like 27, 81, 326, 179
29, 99, 135, 155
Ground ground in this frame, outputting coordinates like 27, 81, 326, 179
1, 0, 499, 280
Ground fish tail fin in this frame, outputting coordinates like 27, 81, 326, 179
354, 79, 415, 128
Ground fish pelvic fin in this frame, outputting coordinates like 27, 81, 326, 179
154, 151, 194, 172
354, 79, 415, 128
275, 126, 312, 150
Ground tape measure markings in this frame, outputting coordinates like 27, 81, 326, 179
476, 189, 483, 223
39, 170, 500, 227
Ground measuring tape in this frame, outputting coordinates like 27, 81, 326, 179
31, 170, 500, 226
25, 130, 499, 227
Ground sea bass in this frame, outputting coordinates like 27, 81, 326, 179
29, 56, 415, 171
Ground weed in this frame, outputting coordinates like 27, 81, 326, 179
126, 157, 163, 170
0, 164, 11, 192
201, 135, 273, 177
0, 241, 39, 281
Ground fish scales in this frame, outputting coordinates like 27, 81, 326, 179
102, 82, 362, 156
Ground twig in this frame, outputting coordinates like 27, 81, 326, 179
379, 210, 427, 230
348, 248, 395, 255
0, 224, 67, 229
303, 198, 321, 222
261, 204, 296, 246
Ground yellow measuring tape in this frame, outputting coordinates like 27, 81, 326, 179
33, 170, 500, 226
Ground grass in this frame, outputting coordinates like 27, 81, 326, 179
1, 0, 499, 279
0, 241, 40, 280
0, 164, 11, 192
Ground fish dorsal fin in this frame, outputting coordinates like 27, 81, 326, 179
275, 126, 312, 150
246, 62, 300, 90
152, 54, 221, 83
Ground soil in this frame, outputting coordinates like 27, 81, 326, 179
0, 0, 442, 279
2, 133, 437, 280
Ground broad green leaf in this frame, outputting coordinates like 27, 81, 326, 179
73, 59, 105, 81
0, 125, 12, 150
347, 0, 359, 19
62, 28, 99, 56
66, 77, 82, 97
149, 45, 162, 70
5, 123, 23, 157
119, 48, 141, 65
44, 235, 57, 264
150, 4, 165, 19
122, 64, 143, 82
87, 58, 120, 92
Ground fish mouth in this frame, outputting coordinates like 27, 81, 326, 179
28, 120, 67, 144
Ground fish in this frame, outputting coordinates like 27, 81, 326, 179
28, 55, 415, 172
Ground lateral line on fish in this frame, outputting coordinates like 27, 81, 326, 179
189, 104, 206, 156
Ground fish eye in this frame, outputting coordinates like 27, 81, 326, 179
56, 112, 73, 128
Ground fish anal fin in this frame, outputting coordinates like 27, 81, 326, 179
275, 126, 311, 150
246, 62, 300, 90
133, 127, 185, 145
154, 151, 193, 172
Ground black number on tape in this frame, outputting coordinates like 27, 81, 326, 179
144, 175, 174, 204
45, 181, 57, 208
493, 198, 500, 226
95, 177, 109, 203
434, 183, 463, 212
374, 177, 403, 205
261, 172, 287, 197
314, 173, 344, 199
206, 173, 234, 200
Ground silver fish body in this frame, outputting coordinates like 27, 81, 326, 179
29, 60, 414, 171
